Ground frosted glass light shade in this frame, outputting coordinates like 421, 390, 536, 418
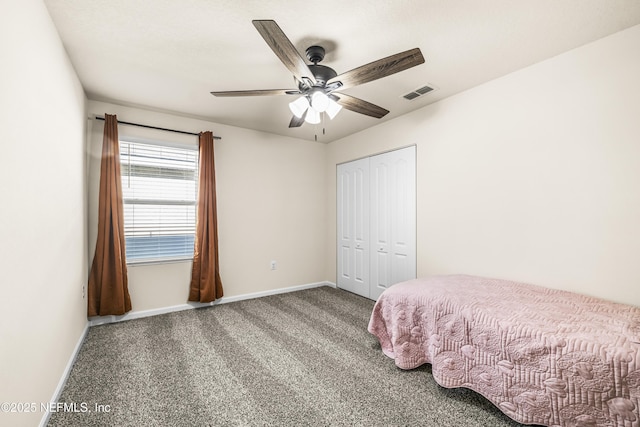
304, 107, 321, 124
311, 91, 330, 112
289, 96, 310, 118
326, 99, 342, 119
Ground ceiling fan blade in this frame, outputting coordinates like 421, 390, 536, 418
211, 89, 298, 97
333, 93, 389, 119
328, 48, 425, 90
288, 110, 307, 128
252, 20, 317, 85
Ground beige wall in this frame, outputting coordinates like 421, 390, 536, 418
0, 1, 88, 426
86, 100, 328, 313
326, 24, 640, 307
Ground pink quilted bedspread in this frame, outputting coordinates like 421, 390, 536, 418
368, 275, 640, 426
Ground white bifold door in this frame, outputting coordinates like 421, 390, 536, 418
336, 157, 370, 297
337, 146, 416, 300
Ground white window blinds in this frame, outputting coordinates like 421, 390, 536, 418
120, 140, 199, 263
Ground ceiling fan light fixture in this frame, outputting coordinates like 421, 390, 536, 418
304, 107, 321, 124
289, 96, 310, 118
310, 91, 330, 112
326, 99, 342, 120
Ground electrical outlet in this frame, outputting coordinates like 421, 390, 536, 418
82, 285, 85, 298
270, 260, 277, 270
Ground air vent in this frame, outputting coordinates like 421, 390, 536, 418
416, 85, 434, 95
403, 92, 421, 100
403, 84, 435, 100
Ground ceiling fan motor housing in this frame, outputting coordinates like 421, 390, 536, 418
308, 64, 337, 87
303, 45, 337, 87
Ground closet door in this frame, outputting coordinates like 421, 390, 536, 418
369, 146, 416, 300
336, 158, 370, 298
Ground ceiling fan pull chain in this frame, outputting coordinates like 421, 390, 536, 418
322, 112, 326, 135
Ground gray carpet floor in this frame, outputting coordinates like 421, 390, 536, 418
48, 286, 526, 426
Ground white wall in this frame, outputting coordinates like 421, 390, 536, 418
0, 1, 88, 426
86, 100, 328, 314
326, 24, 640, 307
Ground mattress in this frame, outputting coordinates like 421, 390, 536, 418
368, 275, 640, 426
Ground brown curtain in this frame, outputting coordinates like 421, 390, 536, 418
189, 131, 224, 303
87, 114, 132, 316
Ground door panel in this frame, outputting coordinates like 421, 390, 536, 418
355, 246, 366, 282
340, 246, 350, 280
336, 158, 369, 298
375, 250, 389, 287
392, 253, 408, 285
369, 146, 416, 300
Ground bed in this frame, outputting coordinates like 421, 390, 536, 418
368, 275, 640, 426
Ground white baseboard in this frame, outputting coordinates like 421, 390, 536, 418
88, 281, 336, 327
39, 322, 89, 427
194, 280, 337, 306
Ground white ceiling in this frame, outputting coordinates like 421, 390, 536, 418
44, 0, 640, 143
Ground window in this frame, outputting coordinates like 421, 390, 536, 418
120, 140, 198, 263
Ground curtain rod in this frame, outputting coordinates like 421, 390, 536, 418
94, 116, 221, 140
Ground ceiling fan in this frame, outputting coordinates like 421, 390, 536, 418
211, 20, 425, 128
